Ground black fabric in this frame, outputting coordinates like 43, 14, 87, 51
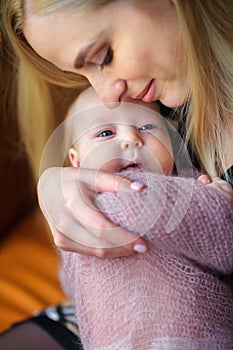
0, 316, 84, 350
221, 165, 233, 188
159, 102, 201, 171
31, 316, 84, 349
0, 321, 64, 350
160, 103, 233, 181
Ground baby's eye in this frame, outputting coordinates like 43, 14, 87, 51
100, 47, 113, 70
139, 124, 156, 131
97, 129, 114, 137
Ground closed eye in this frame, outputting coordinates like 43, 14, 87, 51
139, 124, 156, 131
100, 47, 113, 70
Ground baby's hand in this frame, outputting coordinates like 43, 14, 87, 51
197, 175, 233, 204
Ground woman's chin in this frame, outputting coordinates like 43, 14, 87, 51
160, 96, 185, 108
159, 87, 187, 108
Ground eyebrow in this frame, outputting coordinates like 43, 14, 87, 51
74, 42, 97, 69
89, 119, 113, 129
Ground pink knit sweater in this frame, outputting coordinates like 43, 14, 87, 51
60, 172, 233, 350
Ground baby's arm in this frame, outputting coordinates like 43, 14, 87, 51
94, 172, 233, 274
60, 172, 233, 349
197, 175, 233, 204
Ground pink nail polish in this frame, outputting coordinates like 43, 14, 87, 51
130, 181, 145, 192
133, 244, 147, 253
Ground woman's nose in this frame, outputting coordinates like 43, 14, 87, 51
121, 132, 143, 150
88, 74, 127, 104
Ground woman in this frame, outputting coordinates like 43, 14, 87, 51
3, 0, 232, 258
1, 0, 232, 348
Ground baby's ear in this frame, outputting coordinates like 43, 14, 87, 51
68, 147, 80, 167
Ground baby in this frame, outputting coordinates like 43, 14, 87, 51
65, 87, 174, 176
60, 87, 233, 350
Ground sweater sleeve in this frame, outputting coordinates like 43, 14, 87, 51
94, 171, 233, 274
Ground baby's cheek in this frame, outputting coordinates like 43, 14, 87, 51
150, 142, 174, 174
82, 143, 120, 171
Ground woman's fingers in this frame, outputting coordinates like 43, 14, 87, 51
196, 175, 233, 204
69, 167, 146, 194
57, 233, 139, 259
197, 174, 211, 185
51, 224, 146, 259
38, 167, 148, 257
52, 207, 147, 252
208, 178, 233, 204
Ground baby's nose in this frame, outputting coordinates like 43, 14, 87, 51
121, 136, 143, 150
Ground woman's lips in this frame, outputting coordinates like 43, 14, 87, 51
135, 79, 156, 103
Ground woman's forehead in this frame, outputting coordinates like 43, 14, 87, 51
24, 0, 88, 15
23, 3, 110, 70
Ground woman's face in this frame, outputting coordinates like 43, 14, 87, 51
24, 0, 187, 107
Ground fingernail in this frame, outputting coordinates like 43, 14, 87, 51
133, 244, 147, 253
130, 181, 145, 192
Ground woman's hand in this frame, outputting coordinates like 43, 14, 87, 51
197, 175, 233, 204
37, 167, 148, 258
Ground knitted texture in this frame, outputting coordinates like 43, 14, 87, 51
60, 172, 233, 350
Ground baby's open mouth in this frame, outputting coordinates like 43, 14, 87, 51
121, 162, 144, 172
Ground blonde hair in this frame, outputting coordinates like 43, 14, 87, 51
174, 0, 233, 176
1, 0, 91, 178
1, 0, 233, 178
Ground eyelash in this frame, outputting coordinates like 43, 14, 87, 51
139, 124, 156, 131
97, 129, 115, 138
100, 47, 113, 70
97, 124, 156, 138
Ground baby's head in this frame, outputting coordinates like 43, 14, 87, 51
65, 87, 174, 175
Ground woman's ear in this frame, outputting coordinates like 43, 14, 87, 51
68, 147, 80, 167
